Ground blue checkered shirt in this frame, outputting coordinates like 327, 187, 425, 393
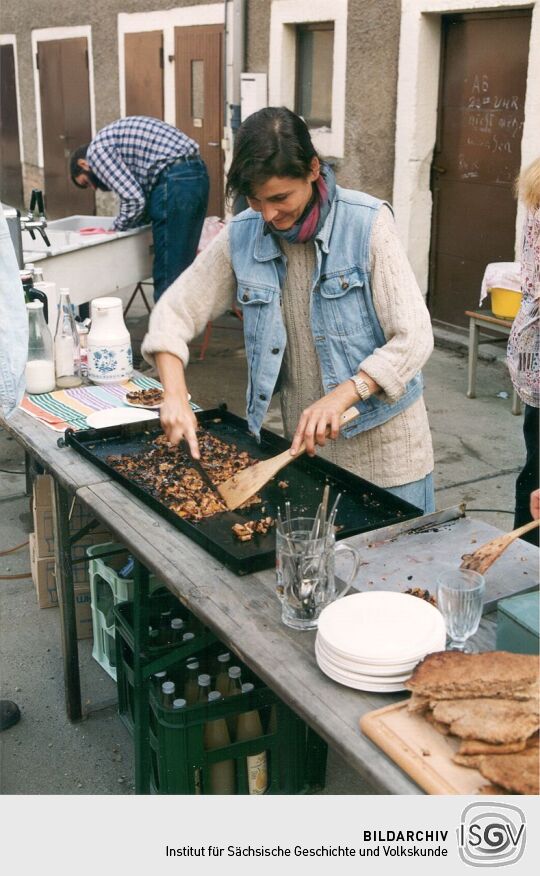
86, 116, 199, 230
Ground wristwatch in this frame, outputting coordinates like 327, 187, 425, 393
350, 374, 371, 401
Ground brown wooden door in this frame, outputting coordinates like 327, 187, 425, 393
0, 44, 24, 208
175, 24, 223, 216
125, 32, 164, 119
37, 38, 95, 218
429, 11, 531, 328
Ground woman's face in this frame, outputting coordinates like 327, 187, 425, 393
247, 159, 320, 230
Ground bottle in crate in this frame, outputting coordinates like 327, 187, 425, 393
184, 660, 200, 705
152, 670, 167, 691
226, 665, 243, 735
173, 698, 187, 711
215, 652, 231, 697
162, 681, 176, 708
236, 683, 268, 795
170, 618, 185, 643
205, 691, 235, 794
197, 673, 211, 703
158, 609, 172, 644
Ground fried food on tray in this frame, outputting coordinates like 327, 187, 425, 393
125, 387, 164, 406
404, 587, 436, 606
106, 428, 262, 522
232, 517, 275, 542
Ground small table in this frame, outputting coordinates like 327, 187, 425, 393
465, 309, 522, 415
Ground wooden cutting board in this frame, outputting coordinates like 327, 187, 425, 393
360, 701, 502, 795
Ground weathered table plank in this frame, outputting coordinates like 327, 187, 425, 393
77, 480, 501, 795
2, 410, 110, 491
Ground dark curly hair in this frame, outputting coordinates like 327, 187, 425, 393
226, 107, 319, 200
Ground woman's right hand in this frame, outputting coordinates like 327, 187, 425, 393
154, 352, 199, 457
160, 395, 200, 458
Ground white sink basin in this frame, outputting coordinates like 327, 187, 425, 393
23, 215, 153, 306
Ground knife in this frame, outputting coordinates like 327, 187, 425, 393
182, 441, 221, 497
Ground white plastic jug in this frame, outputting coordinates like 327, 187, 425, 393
87, 297, 133, 384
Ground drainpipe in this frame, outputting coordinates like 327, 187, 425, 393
230, 0, 246, 139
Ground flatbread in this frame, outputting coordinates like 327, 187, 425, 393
458, 738, 527, 755
431, 697, 539, 744
405, 651, 539, 700
424, 711, 451, 735
478, 748, 540, 795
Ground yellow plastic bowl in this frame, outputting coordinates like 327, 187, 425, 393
489, 287, 522, 320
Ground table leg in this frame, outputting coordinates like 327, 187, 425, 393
133, 559, 151, 794
467, 319, 479, 399
52, 480, 82, 722
512, 390, 522, 416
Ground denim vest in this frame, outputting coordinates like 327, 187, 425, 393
229, 186, 423, 439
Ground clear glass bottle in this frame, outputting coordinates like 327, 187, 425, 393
152, 670, 167, 690
158, 608, 172, 644
25, 301, 56, 394
215, 652, 231, 697
184, 660, 200, 705
236, 682, 268, 795
161, 680, 176, 708
54, 288, 82, 388
226, 666, 243, 736
197, 673, 212, 703
204, 690, 235, 795
170, 617, 185, 643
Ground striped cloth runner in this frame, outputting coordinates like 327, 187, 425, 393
19, 376, 200, 432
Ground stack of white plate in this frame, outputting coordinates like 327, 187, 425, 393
315, 591, 446, 692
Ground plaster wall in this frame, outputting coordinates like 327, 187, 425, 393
393, 0, 540, 294
340, 0, 401, 199
1, 0, 218, 170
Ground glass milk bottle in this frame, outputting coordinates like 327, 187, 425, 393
235, 683, 268, 795
25, 302, 56, 394
87, 297, 133, 384
54, 289, 82, 388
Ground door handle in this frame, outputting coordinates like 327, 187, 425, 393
432, 165, 446, 174
207, 142, 220, 147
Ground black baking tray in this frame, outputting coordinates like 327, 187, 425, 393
64, 408, 422, 574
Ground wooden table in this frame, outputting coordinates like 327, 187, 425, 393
2, 403, 537, 796
465, 309, 521, 415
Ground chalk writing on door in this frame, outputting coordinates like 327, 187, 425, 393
462, 73, 523, 168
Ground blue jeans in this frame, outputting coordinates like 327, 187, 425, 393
385, 472, 435, 514
149, 158, 209, 301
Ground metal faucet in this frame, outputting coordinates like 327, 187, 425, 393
22, 189, 51, 247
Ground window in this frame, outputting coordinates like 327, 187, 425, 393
295, 22, 334, 128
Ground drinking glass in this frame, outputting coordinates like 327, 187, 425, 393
436, 569, 485, 651
276, 517, 360, 630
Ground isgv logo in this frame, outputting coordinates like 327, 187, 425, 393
458, 802, 526, 867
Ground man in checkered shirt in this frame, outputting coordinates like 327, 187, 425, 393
70, 116, 209, 301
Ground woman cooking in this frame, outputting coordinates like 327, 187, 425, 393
142, 107, 435, 512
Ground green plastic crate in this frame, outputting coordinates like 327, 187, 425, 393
114, 591, 216, 735
149, 686, 327, 795
89, 543, 167, 679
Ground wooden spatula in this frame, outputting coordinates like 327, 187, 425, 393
460, 519, 540, 575
218, 406, 360, 511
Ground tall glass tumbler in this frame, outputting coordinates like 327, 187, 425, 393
436, 569, 485, 651
276, 517, 360, 630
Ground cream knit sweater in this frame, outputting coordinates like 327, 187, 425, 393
142, 206, 434, 488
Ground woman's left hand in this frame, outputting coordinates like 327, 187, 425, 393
290, 382, 359, 457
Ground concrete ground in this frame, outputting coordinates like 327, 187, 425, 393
0, 287, 526, 795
